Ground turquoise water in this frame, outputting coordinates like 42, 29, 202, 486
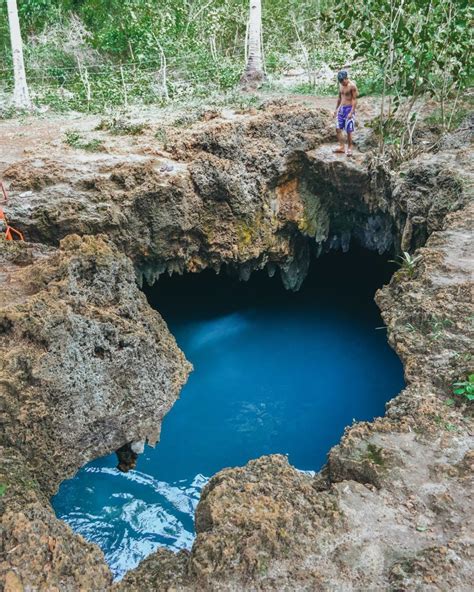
52, 249, 404, 579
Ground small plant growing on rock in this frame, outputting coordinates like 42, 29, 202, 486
405, 314, 452, 341
429, 316, 453, 341
154, 127, 168, 148
452, 374, 474, 403
64, 131, 105, 152
365, 443, 385, 466
390, 251, 422, 277
95, 118, 149, 135
64, 131, 81, 148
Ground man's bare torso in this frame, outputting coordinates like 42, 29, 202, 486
339, 81, 357, 106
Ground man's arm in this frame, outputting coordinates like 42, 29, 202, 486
333, 90, 342, 117
348, 84, 357, 117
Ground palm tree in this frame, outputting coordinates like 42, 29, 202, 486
241, 0, 265, 88
7, 0, 32, 109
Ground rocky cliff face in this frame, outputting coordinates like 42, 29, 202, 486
1, 103, 472, 591
1, 235, 191, 494
1, 236, 190, 590
4, 104, 467, 289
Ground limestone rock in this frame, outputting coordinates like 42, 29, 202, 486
1, 103, 473, 591
0, 235, 191, 495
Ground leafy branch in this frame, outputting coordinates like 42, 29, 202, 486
323, 0, 473, 161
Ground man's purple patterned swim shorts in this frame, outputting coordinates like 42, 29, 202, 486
336, 105, 355, 133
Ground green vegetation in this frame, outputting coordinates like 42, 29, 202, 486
390, 251, 422, 277
0, 0, 346, 112
452, 374, 474, 403
64, 130, 104, 151
433, 415, 459, 432
154, 126, 168, 147
324, 0, 473, 157
287, 82, 333, 96
365, 443, 385, 466
404, 314, 453, 342
428, 317, 452, 341
426, 106, 472, 132
0, 0, 471, 131
95, 117, 149, 135
0, 483, 6, 497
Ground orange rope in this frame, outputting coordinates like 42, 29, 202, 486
0, 203, 24, 241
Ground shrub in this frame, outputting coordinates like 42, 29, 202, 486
64, 130, 104, 151
452, 374, 474, 402
390, 251, 422, 277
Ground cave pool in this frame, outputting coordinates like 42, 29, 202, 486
52, 248, 404, 579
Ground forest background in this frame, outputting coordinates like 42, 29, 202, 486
0, 0, 472, 160
0, 0, 360, 113
0, 0, 469, 110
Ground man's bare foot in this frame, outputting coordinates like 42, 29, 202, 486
333, 147, 345, 154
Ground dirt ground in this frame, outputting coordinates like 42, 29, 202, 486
0, 94, 381, 178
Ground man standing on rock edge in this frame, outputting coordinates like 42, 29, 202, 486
333, 70, 357, 157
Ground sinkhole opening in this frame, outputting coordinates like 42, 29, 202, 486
52, 247, 404, 579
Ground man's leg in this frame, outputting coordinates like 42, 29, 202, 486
347, 132, 353, 155
334, 128, 345, 153
346, 116, 355, 156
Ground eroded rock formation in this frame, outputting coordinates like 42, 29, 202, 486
1, 103, 472, 590
4, 104, 467, 289
0, 235, 190, 589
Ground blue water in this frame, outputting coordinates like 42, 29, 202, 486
52, 249, 404, 579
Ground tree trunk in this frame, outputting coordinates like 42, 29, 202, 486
241, 0, 265, 88
7, 0, 32, 110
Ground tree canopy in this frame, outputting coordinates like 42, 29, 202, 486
0, 0, 471, 119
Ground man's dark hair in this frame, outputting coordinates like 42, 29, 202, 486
337, 70, 348, 82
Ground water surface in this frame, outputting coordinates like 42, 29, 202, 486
52, 249, 404, 578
